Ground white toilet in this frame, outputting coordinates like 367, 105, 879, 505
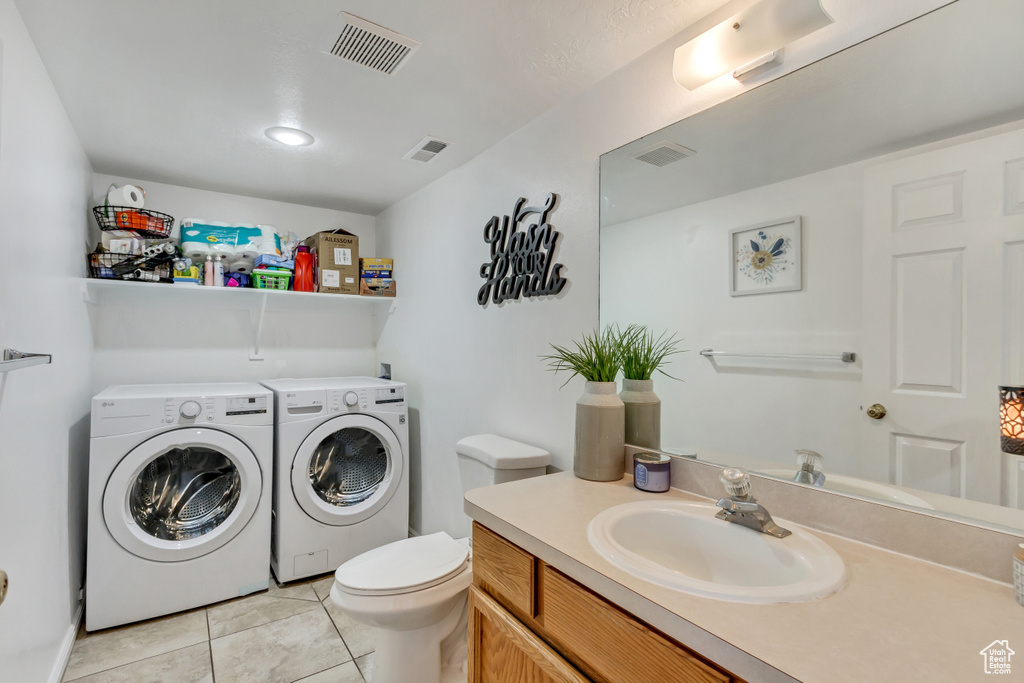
329, 434, 550, 683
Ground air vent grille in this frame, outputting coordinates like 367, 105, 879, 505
403, 137, 452, 163
321, 13, 421, 75
633, 141, 696, 167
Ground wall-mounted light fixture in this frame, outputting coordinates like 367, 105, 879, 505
1001, 386, 1024, 455
672, 0, 833, 90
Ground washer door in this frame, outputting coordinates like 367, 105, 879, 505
292, 414, 403, 526
103, 428, 262, 562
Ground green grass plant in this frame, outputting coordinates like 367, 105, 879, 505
616, 324, 685, 381
541, 327, 621, 386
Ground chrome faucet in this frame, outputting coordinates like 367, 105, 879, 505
715, 468, 791, 538
793, 449, 825, 487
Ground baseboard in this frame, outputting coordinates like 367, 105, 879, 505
48, 602, 82, 683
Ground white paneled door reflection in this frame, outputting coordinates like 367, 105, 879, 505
862, 125, 1024, 508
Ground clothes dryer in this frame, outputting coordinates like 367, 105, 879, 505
87, 383, 273, 630
260, 377, 409, 582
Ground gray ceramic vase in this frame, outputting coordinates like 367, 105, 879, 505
574, 381, 625, 481
619, 378, 661, 450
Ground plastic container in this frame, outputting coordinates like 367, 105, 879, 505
294, 245, 314, 292
253, 269, 292, 290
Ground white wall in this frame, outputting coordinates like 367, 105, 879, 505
0, 1, 94, 680
374, 0, 950, 538
88, 175, 380, 391
602, 162, 865, 471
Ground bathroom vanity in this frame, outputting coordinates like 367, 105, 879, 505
465, 472, 1022, 683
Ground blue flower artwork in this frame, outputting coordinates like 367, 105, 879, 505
736, 230, 794, 286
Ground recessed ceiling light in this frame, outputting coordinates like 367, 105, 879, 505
265, 126, 314, 147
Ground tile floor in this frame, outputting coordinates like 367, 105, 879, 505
62, 576, 375, 683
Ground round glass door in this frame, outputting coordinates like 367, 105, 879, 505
308, 427, 389, 507
129, 447, 241, 541
292, 414, 403, 526
104, 428, 262, 562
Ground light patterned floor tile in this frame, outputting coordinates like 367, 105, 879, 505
63, 610, 208, 681
295, 660, 365, 683
267, 580, 320, 602
207, 590, 321, 638
210, 607, 350, 683
311, 576, 335, 601
63, 642, 212, 683
323, 596, 376, 658
355, 652, 374, 682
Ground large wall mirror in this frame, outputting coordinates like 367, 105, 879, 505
600, 0, 1024, 533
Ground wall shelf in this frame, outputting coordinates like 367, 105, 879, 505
81, 278, 396, 360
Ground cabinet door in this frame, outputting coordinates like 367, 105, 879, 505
468, 585, 590, 683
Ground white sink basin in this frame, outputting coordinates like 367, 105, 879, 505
759, 470, 935, 509
588, 500, 846, 604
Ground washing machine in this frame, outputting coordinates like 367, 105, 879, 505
86, 383, 273, 631
260, 377, 409, 583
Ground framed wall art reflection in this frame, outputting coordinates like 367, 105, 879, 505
729, 216, 802, 296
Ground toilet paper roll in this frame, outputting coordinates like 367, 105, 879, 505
228, 257, 255, 274
107, 184, 146, 209
182, 242, 211, 260
234, 243, 260, 260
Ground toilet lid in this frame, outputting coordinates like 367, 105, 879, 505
335, 532, 470, 595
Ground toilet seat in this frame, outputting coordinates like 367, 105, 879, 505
335, 532, 470, 597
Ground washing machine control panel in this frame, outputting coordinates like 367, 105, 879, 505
225, 395, 269, 416
165, 396, 215, 423
374, 386, 405, 405
328, 389, 368, 412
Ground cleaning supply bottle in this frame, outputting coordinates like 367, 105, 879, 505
204, 255, 214, 286
294, 245, 314, 292
213, 255, 225, 287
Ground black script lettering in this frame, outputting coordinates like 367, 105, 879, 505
478, 193, 567, 306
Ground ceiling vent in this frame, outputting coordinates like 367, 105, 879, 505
321, 12, 421, 75
403, 136, 451, 163
632, 141, 696, 167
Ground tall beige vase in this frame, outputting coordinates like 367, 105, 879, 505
574, 381, 625, 481
619, 378, 661, 450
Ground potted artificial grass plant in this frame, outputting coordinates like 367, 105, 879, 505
542, 327, 625, 482
616, 325, 684, 450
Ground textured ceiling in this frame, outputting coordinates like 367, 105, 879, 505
15, 0, 724, 215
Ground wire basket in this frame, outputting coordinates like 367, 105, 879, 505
253, 269, 292, 290
92, 206, 175, 239
88, 246, 179, 283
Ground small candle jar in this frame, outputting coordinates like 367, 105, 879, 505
633, 452, 671, 493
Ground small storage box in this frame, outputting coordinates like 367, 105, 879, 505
253, 269, 292, 290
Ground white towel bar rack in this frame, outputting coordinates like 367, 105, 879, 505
1, 349, 53, 373
699, 348, 856, 363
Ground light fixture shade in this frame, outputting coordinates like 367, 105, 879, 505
265, 126, 315, 147
672, 0, 833, 90
1000, 386, 1024, 455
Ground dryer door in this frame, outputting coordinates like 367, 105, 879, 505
103, 428, 262, 562
292, 414, 403, 526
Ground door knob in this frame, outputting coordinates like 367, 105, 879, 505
866, 403, 887, 420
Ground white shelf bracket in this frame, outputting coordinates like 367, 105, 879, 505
250, 293, 269, 361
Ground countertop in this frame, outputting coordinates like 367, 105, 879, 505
464, 472, 1022, 683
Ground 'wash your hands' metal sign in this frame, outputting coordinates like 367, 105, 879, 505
478, 193, 567, 307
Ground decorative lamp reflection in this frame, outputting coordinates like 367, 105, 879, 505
999, 386, 1024, 455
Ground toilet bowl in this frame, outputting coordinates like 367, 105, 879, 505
329, 434, 551, 683
330, 532, 472, 683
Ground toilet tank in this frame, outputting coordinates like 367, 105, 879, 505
456, 434, 550, 495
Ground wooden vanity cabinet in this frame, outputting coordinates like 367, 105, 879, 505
469, 522, 744, 683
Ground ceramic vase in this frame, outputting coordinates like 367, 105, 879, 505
574, 381, 625, 481
619, 378, 661, 450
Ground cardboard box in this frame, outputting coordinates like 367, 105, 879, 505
359, 278, 396, 297
304, 229, 359, 295
360, 258, 393, 272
